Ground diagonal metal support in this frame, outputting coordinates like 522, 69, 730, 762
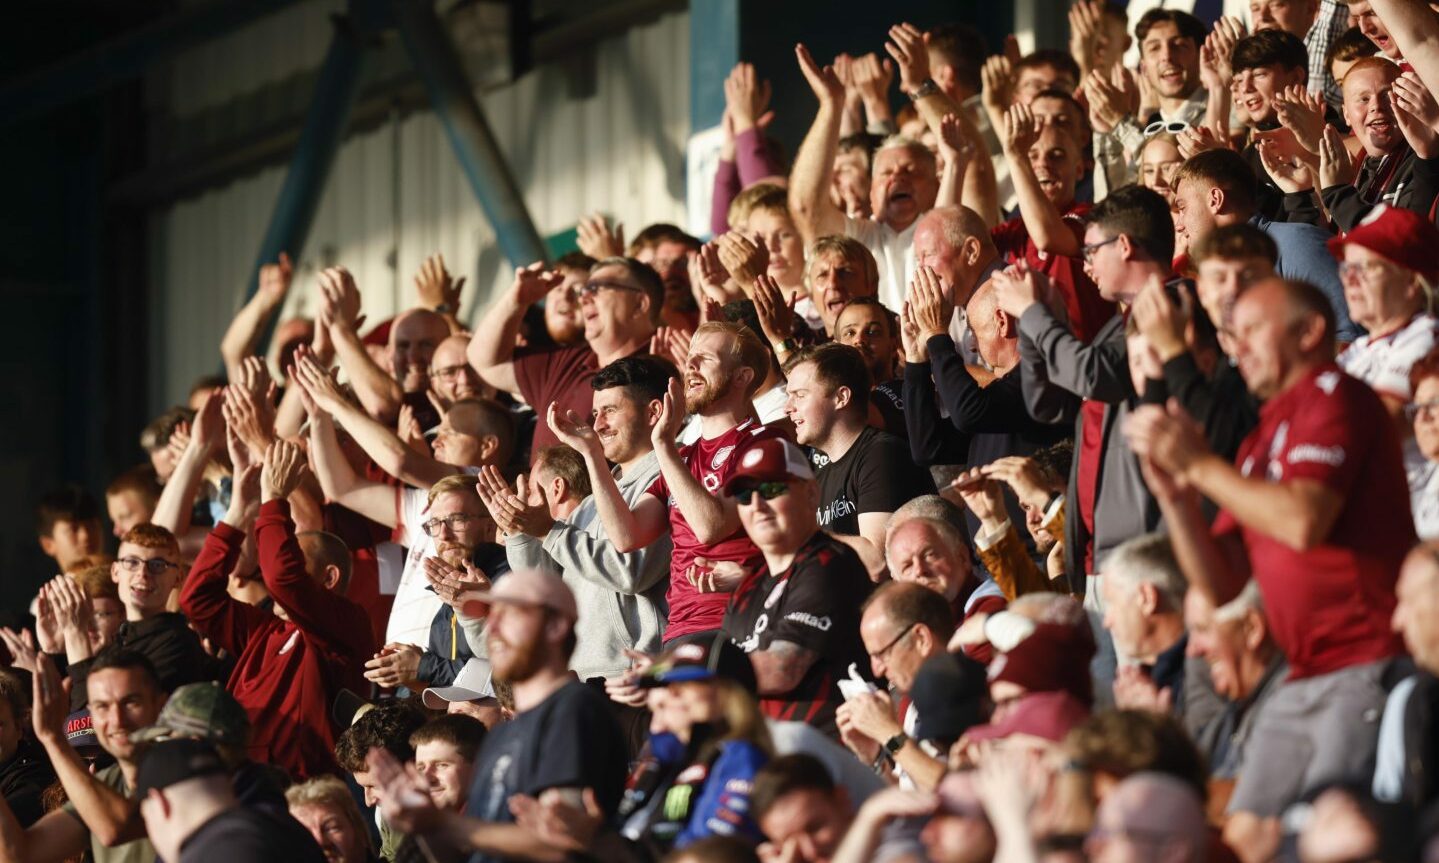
391, 0, 548, 269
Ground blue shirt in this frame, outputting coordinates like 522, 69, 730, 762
1251, 214, 1359, 343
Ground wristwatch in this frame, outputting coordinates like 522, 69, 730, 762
883, 732, 909, 756
774, 337, 797, 356
434, 303, 453, 314
907, 79, 940, 102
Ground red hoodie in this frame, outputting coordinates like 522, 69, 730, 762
180, 500, 375, 779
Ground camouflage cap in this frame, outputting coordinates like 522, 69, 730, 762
131, 682, 250, 748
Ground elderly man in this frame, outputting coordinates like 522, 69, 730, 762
507, 356, 675, 681
468, 257, 661, 454
836, 582, 955, 791
1100, 533, 1191, 713
1374, 542, 1439, 807
287, 776, 376, 863
784, 343, 933, 573
1128, 278, 1414, 827
886, 517, 1006, 659
1331, 205, 1439, 418
1186, 582, 1287, 783
911, 206, 1004, 362
721, 438, 873, 734
586, 321, 782, 643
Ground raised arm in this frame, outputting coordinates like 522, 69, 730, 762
788, 44, 849, 247
220, 253, 293, 381
297, 368, 399, 528
650, 379, 741, 544
466, 264, 564, 396
999, 268, 1131, 404
151, 392, 224, 539
320, 267, 404, 423
1368, 0, 1439, 99
546, 403, 667, 553
1001, 104, 1080, 257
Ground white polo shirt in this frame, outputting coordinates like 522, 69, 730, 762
1338, 313, 1439, 400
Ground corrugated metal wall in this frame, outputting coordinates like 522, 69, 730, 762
149, 3, 690, 409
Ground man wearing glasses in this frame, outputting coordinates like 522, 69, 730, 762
720, 438, 872, 736
468, 257, 661, 455
65, 524, 212, 711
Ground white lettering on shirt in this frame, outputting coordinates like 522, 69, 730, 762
784, 612, 832, 631
1288, 444, 1346, 467
817, 497, 857, 525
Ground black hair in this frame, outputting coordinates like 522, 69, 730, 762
1232, 28, 1308, 75
36, 485, 102, 538
591, 354, 679, 405
1088, 184, 1176, 264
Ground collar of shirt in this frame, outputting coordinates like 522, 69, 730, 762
116, 612, 185, 641
1257, 362, 1341, 425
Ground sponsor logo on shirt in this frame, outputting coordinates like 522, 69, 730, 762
816, 497, 857, 525
784, 611, 832, 631
702, 473, 720, 493
1316, 371, 1340, 395
711, 445, 736, 470
736, 614, 768, 653
1288, 444, 1346, 467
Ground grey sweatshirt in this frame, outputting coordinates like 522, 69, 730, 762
503, 451, 671, 681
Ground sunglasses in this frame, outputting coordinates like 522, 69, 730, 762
731, 481, 791, 505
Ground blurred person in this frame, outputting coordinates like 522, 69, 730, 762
1085, 772, 1208, 863
1374, 543, 1439, 807
543, 251, 593, 347
721, 438, 873, 734
1172, 149, 1356, 342
751, 754, 854, 863
333, 701, 425, 861
785, 343, 934, 572
1326, 25, 1380, 86
469, 257, 660, 454
730, 185, 808, 311
1065, 709, 1210, 803
919, 772, 998, 863
1348, 0, 1404, 61
1099, 533, 1190, 711
1408, 354, 1439, 540
1012, 51, 1082, 104
427, 334, 487, 410
831, 298, 906, 434
419, 658, 511, 729
1189, 223, 1279, 356
138, 407, 193, 484
133, 738, 323, 863
0, 670, 54, 828
104, 467, 161, 540
1249, 0, 1350, 109
180, 441, 374, 779
629, 223, 703, 329
286, 775, 376, 863
72, 564, 125, 657
34, 486, 103, 572
799, 236, 880, 339
951, 452, 1070, 598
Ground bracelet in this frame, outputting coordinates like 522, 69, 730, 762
907, 79, 940, 101
774, 338, 797, 355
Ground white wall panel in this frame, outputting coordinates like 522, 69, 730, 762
150, 9, 690, 410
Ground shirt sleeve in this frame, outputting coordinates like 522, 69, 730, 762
766, 556, 853, 653
1277, 376, 1367, 493
397, 488, 428, 547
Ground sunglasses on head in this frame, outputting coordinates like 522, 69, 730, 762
730, 480, 791, 505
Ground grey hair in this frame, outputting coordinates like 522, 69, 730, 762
884, 515, 971, 572
875, 134, 937, 167
1213, 580, 1264, 624
887, 495, 968, 543
1104, 532, 1188, 612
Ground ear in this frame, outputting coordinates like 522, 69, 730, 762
39, 536, 55, 557
1116, 233, 1137, 262
647, 398, 665, 426
832, 385, 853, 412
111, 562, 121, 585
996, 308, 1015, 339
1295, 312, 1329, 353
962, 235, 983, 267
1137, 581, 1161, 616
550, 475, 568, 504
1243, 610, 1267, 652
1207, 186, 1226, 215
322, 564, 342, 592
479, 434, 500, 462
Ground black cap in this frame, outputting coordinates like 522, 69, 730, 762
910, 652, 988, 744
132, 738, 227, 799
638, 632, 757, 692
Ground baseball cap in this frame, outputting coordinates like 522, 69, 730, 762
988, 621, 1097, 707
1327, 204, 1439, 282
637, 632, 757, 692
911, 652, 988, 743
64, 709, 103, 757
131, 682, 250, 747
132, 738, 228, 799
720, 438, 815, 495
962, 690, 1090, 744
421, 658, 497, 709
459, 569, 578, 621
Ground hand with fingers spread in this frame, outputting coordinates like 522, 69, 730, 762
937, 112, 976, 178
1200, 17, 1243, 94
46, 575, 91, 646
478, 467, 554, 538
795, 44, 845, 107
884, 22, 933, 93
1272, 83, 1326, 154
258, 252, 295, 306
991, 263, 1045, 319
224, 384, 277, 462
752, 274, 797, 349
650, 325, 693, 370
684, 557, 749, 594
1255, 133, 1317, 193
1002, 103, 1042, 157
510, 262, 566, 309
604, 649, 654, 707
318, 267, 362, 332
190, 389, 226, 457
725, 62, 775, 134
651, 377, 688, 451
225, 461, 263, 533
691, 242, 735, 306
852, 52, 896, 120
715, 231, 769, 290
261, 439, 309, 503
31, 653, 71, 745
1176, 125, 1229, 159
0, 628, 39, 674
1069, 0, 1104, 77
1393, 71, 1439, 157
1318, 123, 1357, 189
33, 581, 62, 655
1085, 70, 1125, 134
576, 214, 625, 260
290, 352, 348, 417
414, 253, 465, 313
366, 747, 444, 834
951, 467, 1007, 525
364, 642, 424, 689
546, 403, 604, 462
908, 266, 953, 341
981, 54, 1015, 120
422, 554, 490, 611
982, 456, 1056, 513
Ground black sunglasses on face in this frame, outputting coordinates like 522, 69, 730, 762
731, 481, 791, 505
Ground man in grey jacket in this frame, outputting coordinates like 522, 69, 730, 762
479, 356, 674, 681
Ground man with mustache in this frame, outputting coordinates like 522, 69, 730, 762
589, 321, 783, 643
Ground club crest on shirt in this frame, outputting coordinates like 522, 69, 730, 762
711, 445, 736, 470
764, 580, 788, 609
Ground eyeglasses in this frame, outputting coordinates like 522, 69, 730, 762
1144, 120, 1190, 137
429, 364, 471, 381
869, 623, 916, 663
1337, 259, 1402, 285
1081, 235, 1121, 263
116, 556, 179, 576
730, 481, 791, 505
1406, 399, 1439, 422
420, 513, 477, 537
579, 280, 645, 297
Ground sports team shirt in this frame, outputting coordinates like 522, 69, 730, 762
722, 532, 872, 734
991, 202, 1117, 343
1337, 313, 1439, 400
647, 419, 784, 641
1213, 364, 1412, 679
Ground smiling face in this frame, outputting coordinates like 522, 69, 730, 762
1232, 63, 1304, 125
1138, 137, 1183, 203
592, 385, 654, 465
112, 541, 180, 618
544, 268, 586, 345
1343, 64, 1403, 155
1027, 125, 1082, 208
746, 207, 806, 290
87, 666, 164, 763
429, 336, 483, 406
426, 490, 486, 567
414, 739, 475, 811
580, 262, 651, 345
1141, 21, 1201, 100
870, 144, 939, 231
735, 477, 818, 553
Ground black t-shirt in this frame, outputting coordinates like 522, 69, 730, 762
722, 533, 873, 735
871, 380, 907, 438
178, 806, 325, 863
464, 679, 628, 862
814, 425, 935, 537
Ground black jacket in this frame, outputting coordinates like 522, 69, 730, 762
67, 612, 219, 711
0, 738, 55, 828
1143, 353, 1259, 462
1320, 147, 1439, 233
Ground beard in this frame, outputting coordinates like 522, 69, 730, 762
436, 541, 474, 567
489, 633, 544, 684
684, 375, 730, 414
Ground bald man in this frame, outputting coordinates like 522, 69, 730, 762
1373, 543, 1439, 807
912, 206, 1004, 364
1088, 772, 1207, 863
429, 334, 488, 409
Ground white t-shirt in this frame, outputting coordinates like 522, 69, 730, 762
1406, 439, 1439, 541
1338, 314, 1439, 400
384, 466, 483, 647
845, 215, 919, 314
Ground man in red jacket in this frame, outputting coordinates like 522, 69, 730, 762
180, 438, 375, 779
